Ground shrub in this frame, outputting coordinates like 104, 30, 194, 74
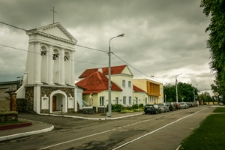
112, 104, 123, 112
132, 104, 139, 109
138, 104, 144, 108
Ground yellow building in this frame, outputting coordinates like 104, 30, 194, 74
133, 78, 164, 104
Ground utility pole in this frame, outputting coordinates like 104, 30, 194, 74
175, 74, 181, 103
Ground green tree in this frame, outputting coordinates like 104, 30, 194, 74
200, 0, 225, 100
199, 92, 213, 104
164, 82, 198, 102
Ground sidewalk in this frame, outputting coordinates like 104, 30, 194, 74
0, 112, 143, 142
0, 118, 53, 142
41, 111, 144, 120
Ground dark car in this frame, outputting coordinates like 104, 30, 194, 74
144, 104, 161, 114
166, 102, 176, 111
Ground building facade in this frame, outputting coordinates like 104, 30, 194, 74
133, 78, 164, 104
16, 22, 77, 114
77, 65, 134, 108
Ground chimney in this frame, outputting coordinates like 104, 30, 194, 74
98, 68, 103, 73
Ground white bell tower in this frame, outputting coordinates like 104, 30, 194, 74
16, 22, 77, 114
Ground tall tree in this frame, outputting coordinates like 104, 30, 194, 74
200, 0, 225, 99
164, 82, 198, 102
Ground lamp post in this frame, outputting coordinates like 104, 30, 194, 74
107, 33, 124, 117
193, 84, 198, 102
175, 74, 181, 103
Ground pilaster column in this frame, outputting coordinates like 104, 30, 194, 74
60, 48, 65, 85
34, 42, 41, 84
71, 51, 75, 85
26, 43, 35, 84
48, 45, 54, 84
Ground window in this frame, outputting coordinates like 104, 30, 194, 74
122, 80, 125, 87
123, 96, 126, 105
115, 97, 119, 104
129, 96, 132, 105
145, 98, 147, 104
100, 96, 104, 106
128, 81, 131, 88
136, 97, 138, 104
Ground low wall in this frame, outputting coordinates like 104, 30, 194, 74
0, 100, 10, 111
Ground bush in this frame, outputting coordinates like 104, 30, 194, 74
138, 104, 144, 108
132, 104, 139, 109
112, 104, 123, 112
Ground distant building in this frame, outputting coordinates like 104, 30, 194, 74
0, 80, 22, 111
133, 78, 164, 104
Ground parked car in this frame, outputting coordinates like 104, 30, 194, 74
187, 102, 193, 107
156, 104, 166, 113
173, 102, 181, 110
157, 103, 170, 112
166, 102, 176, 111
179, 102, 188, 109
144, 104, 161, 114
192, 101, 197, 107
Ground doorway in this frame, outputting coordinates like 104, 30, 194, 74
52, 96, 57, 111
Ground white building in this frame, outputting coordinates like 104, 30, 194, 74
16, 22, 77, 114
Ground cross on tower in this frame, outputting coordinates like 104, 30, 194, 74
50, 7, 57, 23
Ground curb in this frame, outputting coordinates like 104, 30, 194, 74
40, 112, 144, 120
0, 125, 54, 142
0, 122, 32, 130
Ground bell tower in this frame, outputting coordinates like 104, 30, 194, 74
16, 22, 77, 114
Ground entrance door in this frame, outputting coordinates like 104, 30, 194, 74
52, 96, 57, 111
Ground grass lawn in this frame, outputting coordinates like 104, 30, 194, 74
213, 107, 225, 113
179, 114, 225, 150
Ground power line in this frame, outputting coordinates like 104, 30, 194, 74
0, 21, 107, 53
76, 44, 107, 53
0, 43, 105, 66
112, 52, 151, 78
0, 21, 27, 31
0, 21, 158, 80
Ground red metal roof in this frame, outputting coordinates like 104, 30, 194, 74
133, 85, 145, 92
76, 71, 122, 94
79, 65, 127, 78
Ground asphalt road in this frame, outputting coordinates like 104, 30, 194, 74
0, 106, 214, 150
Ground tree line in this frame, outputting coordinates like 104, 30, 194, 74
164, 82, 197, 102
200, 0, 225, 100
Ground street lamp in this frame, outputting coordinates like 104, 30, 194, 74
175, 73, 181, 103
107, 33, 124, 117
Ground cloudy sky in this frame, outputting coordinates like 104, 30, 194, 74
0, 0, 214, 93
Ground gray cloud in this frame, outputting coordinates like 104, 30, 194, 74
0, 0, 214, 92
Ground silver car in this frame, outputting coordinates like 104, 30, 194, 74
179, 102, 188, 109
157, 104, 167, 112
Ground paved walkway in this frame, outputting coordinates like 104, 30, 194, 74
0, 112, 143, 142
0, 118, 54, 142
41, 111, 144, 120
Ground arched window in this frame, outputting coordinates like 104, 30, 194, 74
64, 51, 71, 84
53, 49, 60, 84
41, 46, 48, 83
